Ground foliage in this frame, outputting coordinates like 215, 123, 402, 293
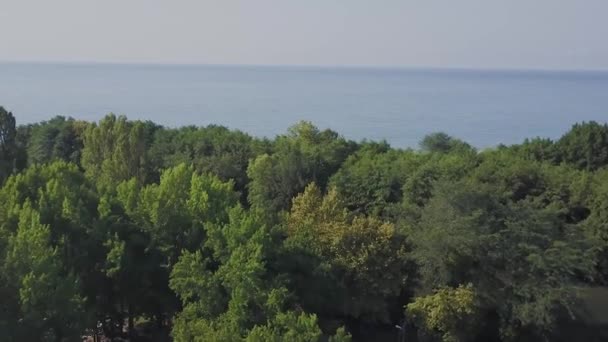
582, 169, 608, 285
1, 203, 87, 341
247, 121, 356, 214
406, 284, 479, 342
420, 132, 475, 154
81, 114, 150, 189
124, 163, 239, 264
330, 149, 425, 216
169, 204, 349, 341
148, 125, 266, 198
25, 116, 87, 166
1, 110, 607, 341
0, 106, 17, 184
556, 121, 608, 170
284, 183, 413, 324
247, 312, 351, 342
411, 181, 595, 340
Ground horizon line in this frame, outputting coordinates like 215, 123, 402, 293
1, 59, 608, 74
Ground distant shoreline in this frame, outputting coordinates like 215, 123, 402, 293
2, 60, 608, 75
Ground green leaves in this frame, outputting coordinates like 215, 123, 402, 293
3, 203, 87, 341
420, 132, 475, 155
25, 116, 87, 166
411, 180, 595, 340
3, 111, 608, 341
556, 121, 608, 170
82, 114, 150, 189
116, 163, 238, 265
170, 251, 224, 318
247, 312, 324, 342
170, 206, 289, 341
330, 149, 424, 216
0, 106, 17, 184
147, 124, 263, 197
247, 121, 355, 214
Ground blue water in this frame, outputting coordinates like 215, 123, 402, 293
1, 62, 607, 148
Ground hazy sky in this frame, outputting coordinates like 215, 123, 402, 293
1, 0, 607, 69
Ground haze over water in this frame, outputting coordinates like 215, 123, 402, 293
2, 62, 607, 148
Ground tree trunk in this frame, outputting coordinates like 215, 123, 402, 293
157, 312, 164, 330
128, 303, 134, 336
54, 326, 63, 342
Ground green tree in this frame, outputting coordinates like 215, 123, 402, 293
400, 151, 478, 214
420, 132, 474, 154
0, 106, 17, 184
330, 149, 425, 216
2, 203, 87, 341
93, 213, 169, 338
0, 162, 104, 339
25, 116, 87, 166
472, 150, 593, 222
170, 204, 350, 341
248, 312, 351, 342
556, 121, 608, 170
582, 169, 608, 285
497, 137, 558, 164
410, 181, 595, 340
247, 121, 356, 214
125, 163, 238, 266
148, 125, 266, 200
99, 164, 241, 334
81, 114, 149, 189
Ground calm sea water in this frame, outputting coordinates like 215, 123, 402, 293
1, 62, 607, 148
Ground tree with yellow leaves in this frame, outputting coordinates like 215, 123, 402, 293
284, 183, 414, 325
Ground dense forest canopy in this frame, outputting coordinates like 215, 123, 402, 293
1, 106, 608, 341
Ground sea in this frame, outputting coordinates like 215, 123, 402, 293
1, 62, 607, 148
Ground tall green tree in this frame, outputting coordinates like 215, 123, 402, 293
1, 203, 87, 341
0, 162, 104, 339
81, 114, 149, 189
247, 121, 356, 214
0, 106, 17, 184
25, 116, 87, 166
120, 163, 239, 266
582, 169, 608, 285
556, 121, 608, 170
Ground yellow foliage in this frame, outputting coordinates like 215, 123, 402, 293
406, 284, 478, 342
287, 183, 408, 301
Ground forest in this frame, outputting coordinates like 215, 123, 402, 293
1, 105, 608, 342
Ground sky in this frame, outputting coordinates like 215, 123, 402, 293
1, 0, 607, 70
